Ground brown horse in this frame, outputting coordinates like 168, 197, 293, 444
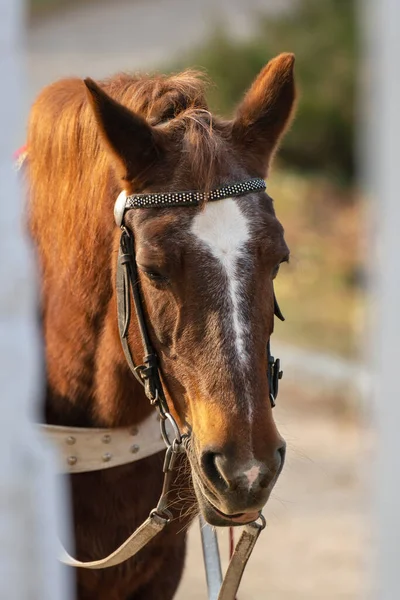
27, 53, 296, 599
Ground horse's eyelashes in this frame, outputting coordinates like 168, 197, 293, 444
140, 268, 169, 286
272, 255, 290, 279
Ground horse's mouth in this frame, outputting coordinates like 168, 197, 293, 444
190, 468, 261, 527
202, 496, 260, 527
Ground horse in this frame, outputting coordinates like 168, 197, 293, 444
26, 52, 296, 599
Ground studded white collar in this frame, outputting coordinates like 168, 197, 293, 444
41, 410, 165, 474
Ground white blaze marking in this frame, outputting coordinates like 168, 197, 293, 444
244, 465, 261, 488
191, 198, 250, 362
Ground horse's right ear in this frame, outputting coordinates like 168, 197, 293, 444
84, 78, 164, 182
232, 53, 296, 175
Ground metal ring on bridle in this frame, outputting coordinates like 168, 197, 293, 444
114, 190, 127, 227
149, 507, 173, 523
255, 513, 267, 530
160, 412, 182, 447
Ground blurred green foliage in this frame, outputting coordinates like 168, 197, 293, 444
168, 0, 357, 183
269, 171, 364, 358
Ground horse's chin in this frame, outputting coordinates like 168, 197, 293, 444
192, 477, 261, 528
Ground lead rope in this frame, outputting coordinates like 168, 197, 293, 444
199, 516, 266, 600
60, 427, 185, 568
229, 528, 235, 560
217, 517, 266, 600
229, 527, 237, 600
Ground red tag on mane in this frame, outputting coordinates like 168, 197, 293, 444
14, 145, 28, 170
13, 144, 27, 161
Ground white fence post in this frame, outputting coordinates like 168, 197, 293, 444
0, 0, 72, 598
364, 0, 400, 597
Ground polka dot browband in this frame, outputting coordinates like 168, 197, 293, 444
127, 177, 266, 209
114, 177, 266, 226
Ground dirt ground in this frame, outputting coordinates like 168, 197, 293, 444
175, 387, 371, 600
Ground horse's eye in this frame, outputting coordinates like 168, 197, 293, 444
139, 267, 169, 285
273, 254, 290, 279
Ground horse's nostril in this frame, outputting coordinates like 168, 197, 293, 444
201, 450, 228, 492
201, 443, 286, 497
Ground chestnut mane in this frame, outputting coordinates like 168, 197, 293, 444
27, 70, 220, 277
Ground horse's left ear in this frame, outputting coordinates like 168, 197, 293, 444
84, 78, 164, 182
232, 53, 296, 174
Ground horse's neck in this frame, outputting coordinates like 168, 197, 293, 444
42, 263, 153, 429
44, 356, 152, 430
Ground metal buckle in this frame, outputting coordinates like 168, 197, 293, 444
272, 357, 283, 399
149, 507, 173, 523
268, 354, 283, 408
160, 412, 182, 448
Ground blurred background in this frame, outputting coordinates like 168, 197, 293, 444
25, 0, 368, 597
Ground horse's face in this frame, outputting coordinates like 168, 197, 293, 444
128, 192, 288, 525
86, 53, 296, 526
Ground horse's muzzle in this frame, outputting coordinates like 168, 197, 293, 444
191, 441, 286, 526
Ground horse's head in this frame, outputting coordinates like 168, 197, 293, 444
85, 54, 296, 526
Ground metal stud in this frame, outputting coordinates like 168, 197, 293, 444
102, 453, 112, 463
102, 434, 111, 444
66, 436, 76, 445
130, 426, 139, 436
67, 456, 77, 466
130, 444, 140, 454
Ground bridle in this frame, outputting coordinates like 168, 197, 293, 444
58, 176, 286, 599
17, 140, 286, 595
115, 176, 284, 437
